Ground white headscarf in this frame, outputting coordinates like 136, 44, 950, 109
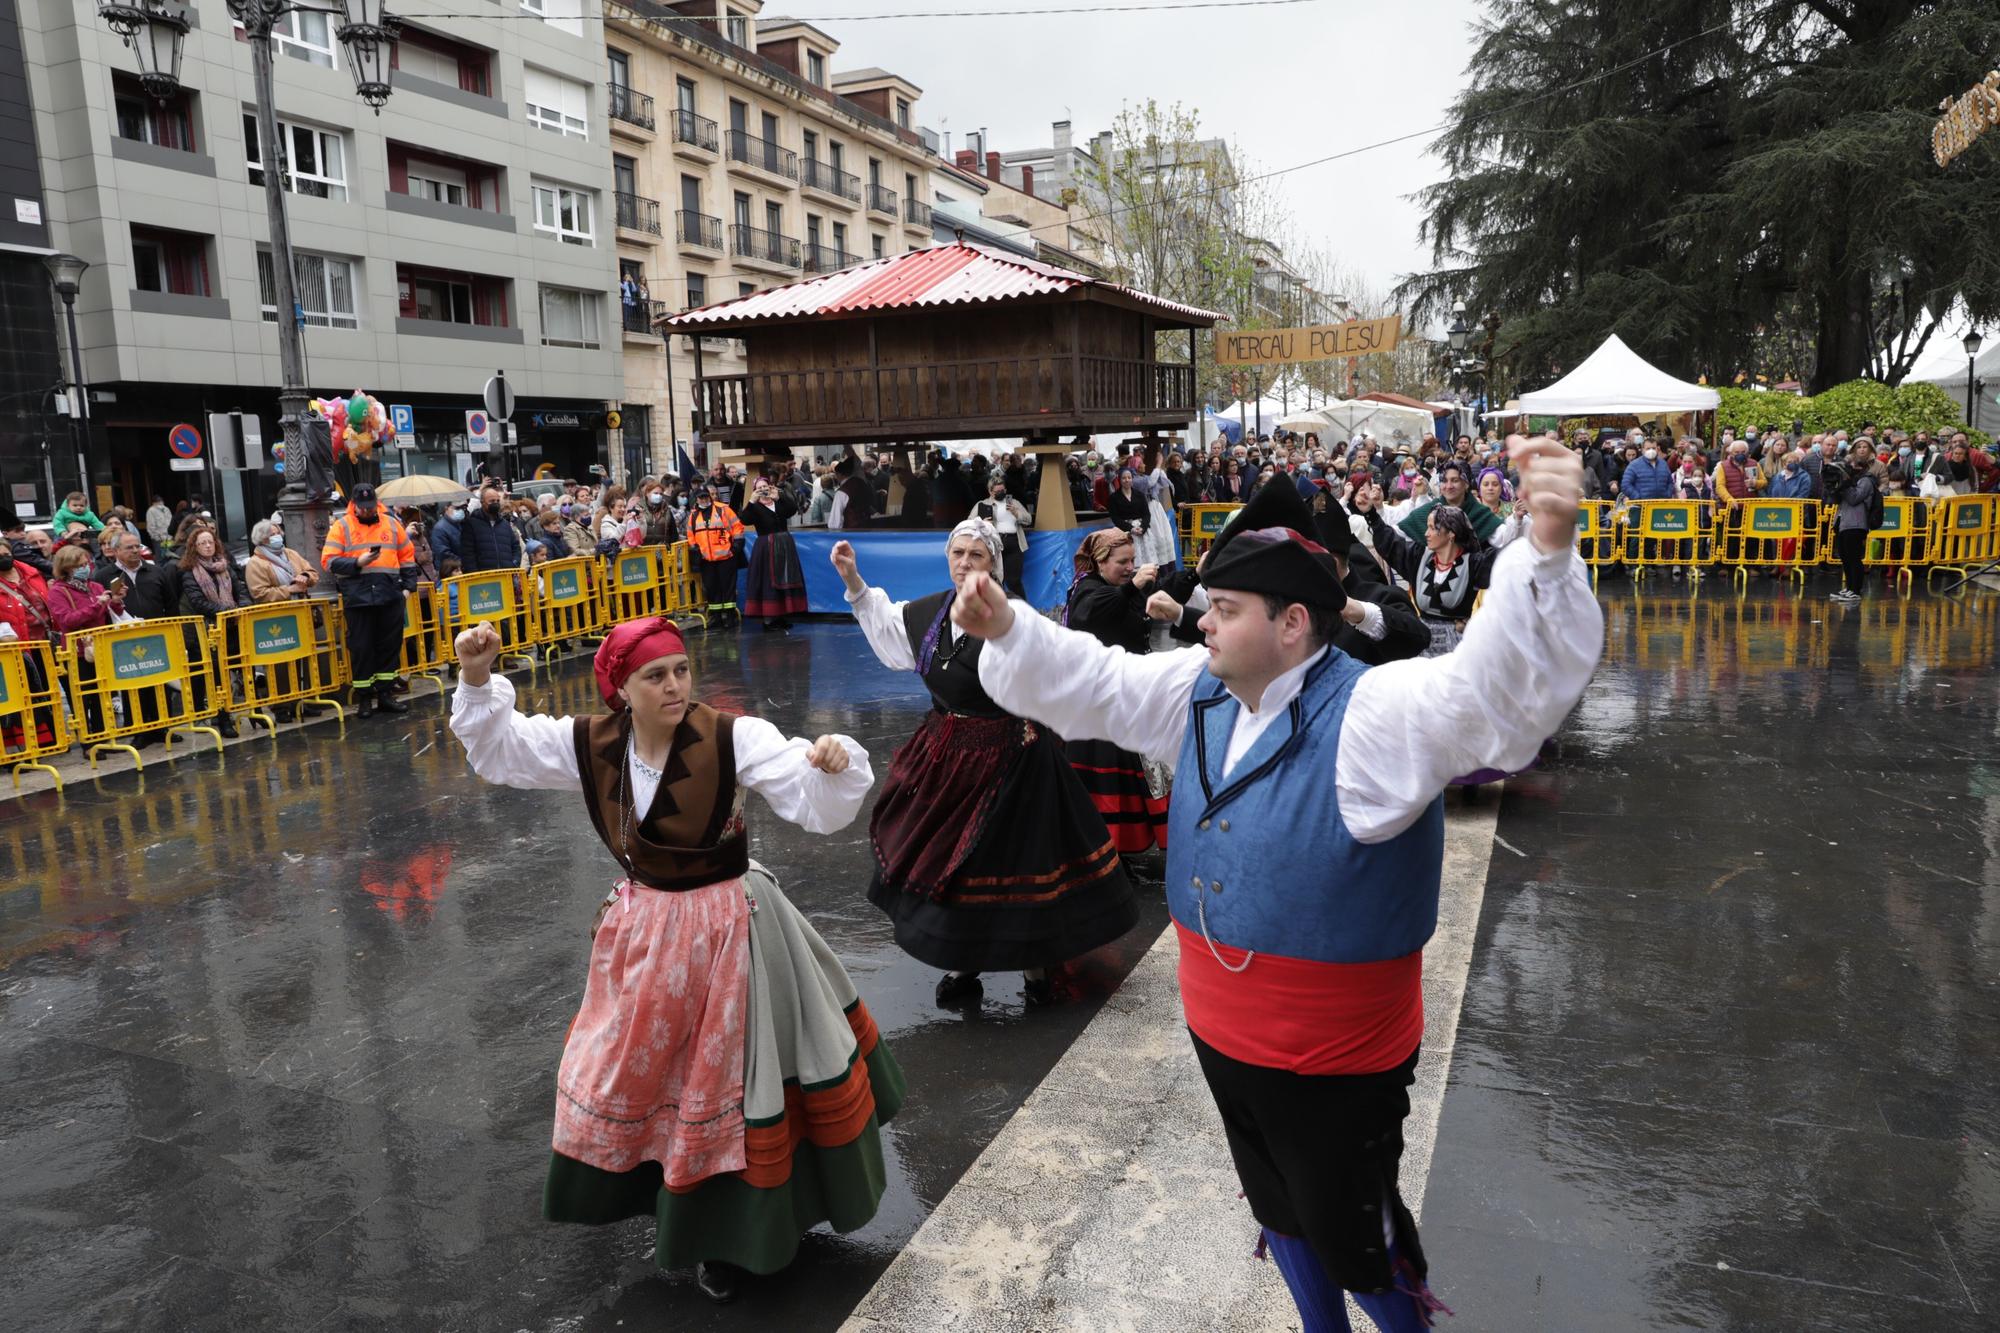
949, 516, 1003, 568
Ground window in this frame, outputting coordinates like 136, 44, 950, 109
613, 153, 638, 198
677, 78, 697, 116
807, 51, 824, 86
733, 192, 752, 229
406, 166, 466, 206
765, 201, 782, 233
725, 9, 748, 46
680, 175, 702, 215
524, 67, 589, 139
394, 28, 491, 97
607, 48, 630, 88
829, 142, 846, 178
257, 249, 359, 328
115, 73, 196, 151
871, 234, 884, 259
243, 113, 348, 201
868, 159, 882, 188
532, 183, 595, 246
398, 265, 509, 326
831, 221, 847, 254
738, 282, 756, 298
685, 272, 706, 309
801, 129, 818, 163
896, 97, 911, 128
540, 285, 601, 348
130, 225, 210, 296
269, 10, 337, 66
806, 215, 822, 246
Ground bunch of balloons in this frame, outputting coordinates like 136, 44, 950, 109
311, 389, 396, 461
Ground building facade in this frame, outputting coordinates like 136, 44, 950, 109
602, 0, 936, 472
15, 0, 622, 534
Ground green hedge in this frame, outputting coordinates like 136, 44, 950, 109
1712, 381, 1989, 449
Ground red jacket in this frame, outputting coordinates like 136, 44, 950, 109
0, 565, 51, 642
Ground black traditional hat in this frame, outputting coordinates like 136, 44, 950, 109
1202, 479, 1347, 612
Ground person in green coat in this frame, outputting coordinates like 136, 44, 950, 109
51, 490, 105, 535
1397, 460, 1501, 543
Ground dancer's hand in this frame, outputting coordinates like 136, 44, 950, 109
951, 572, 1014, 640
806, 735, 850, 774
1509, 433, 1583, 554
1133, 563, 1159, 591
1145, 591, 1183, 623
455, 623, 502, 684
830, 541, 863, 596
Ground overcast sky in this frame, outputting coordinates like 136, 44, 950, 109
799, 0, 1483, 307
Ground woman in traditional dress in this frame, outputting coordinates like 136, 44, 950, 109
832, 519, 1140, 1008
449, 616, 903, 1306
1355, 481, 1500, 657
740, 476, 806, 631
1061, 529, 1168, 853
685, 485, 745, 623
1105, 468, 1151, 548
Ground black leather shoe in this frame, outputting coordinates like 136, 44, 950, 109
934, 971, 983, 1007
1022, 974, 1056, 1007
695, 1261, 742, 1304
215, 712, 239, 739
375, 692, 410, 714
354, 691, 376, 717
383, 676, 410, 694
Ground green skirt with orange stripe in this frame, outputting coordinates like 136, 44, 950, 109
543, 865, 906, 1275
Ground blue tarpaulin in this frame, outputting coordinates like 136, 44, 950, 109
740, 523, 1112, 615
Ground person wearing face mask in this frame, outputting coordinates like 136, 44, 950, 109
638, 486, 679, 548
459, 483, 524, 574
431, 500, 465, 570
247, 520, 318, 602
1619, 439, 1674, 500
323, 483, 419, 716
685, 485, 745, 621
1712, 441, 1764, 508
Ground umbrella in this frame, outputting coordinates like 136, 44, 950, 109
375, 475, 471, 506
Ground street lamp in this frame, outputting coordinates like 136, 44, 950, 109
104, 0, 402, 568
98, 0, 188, 101
1447, 301, 1469, 354
1965, 328, 1984, 431
43, 253, 93, 502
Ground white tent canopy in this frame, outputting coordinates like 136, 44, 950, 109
1518, 334, 1720, 416
1310, 399, 1436, 450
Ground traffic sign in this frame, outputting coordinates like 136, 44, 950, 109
390, 403, 414, 436
466, 409, 492, 453
168, 458, 205, 472
168, 422, 203, 458
482, 372, 515, 423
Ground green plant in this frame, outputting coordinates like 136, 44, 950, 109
1801, 379, 1897, 435
1714, 386, 1810, 435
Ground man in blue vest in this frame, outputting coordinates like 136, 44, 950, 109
952, 434, 1603, 1331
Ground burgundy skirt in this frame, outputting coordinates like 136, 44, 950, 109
1065, 736, 1167, 854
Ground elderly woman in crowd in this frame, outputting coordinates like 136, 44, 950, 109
178, 526, 247, 737
1060, 529, 1168, 853
248, 520, 319, 602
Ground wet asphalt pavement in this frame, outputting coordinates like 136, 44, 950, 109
1422, 581, 2000, 1329
0, 623, 1168, 1332
3, 580, 1997, 1331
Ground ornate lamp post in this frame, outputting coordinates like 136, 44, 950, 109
1965, 328, 1985, 432
43, 252, 93, 500
99, 0, 399, 565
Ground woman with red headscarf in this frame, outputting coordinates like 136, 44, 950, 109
449, 617, 902, 1306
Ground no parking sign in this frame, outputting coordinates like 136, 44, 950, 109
168, 422, 204, 472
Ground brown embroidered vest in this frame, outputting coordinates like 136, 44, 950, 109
573, 703, 749, 890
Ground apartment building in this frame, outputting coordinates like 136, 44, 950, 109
932, 150, 1103, 274
601, 0, 936, 471
13, 0, 622, 530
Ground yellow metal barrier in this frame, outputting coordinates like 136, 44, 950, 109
1864, 498, 1930, 589
1619, 500, 1716, 579
1926, 494, 2000, 584
603, 545, 667, 625
1, 639, 72, 791
400, 583, 446, 689
438, 568, 538, 675
1575, 500, 1618, 582
60, 616, 223, 769
212, 600, 351, 736
1181, 504, 1243, 563
1719, 499, 1822, 585
534, 556, 607, 658
663, 541, 708, 626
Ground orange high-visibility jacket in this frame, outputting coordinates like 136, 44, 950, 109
686, 503, 743, 562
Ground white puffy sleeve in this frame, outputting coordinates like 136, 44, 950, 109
732, 716, 874, 834
845, 584, 916, 671
449, 675, 578, 791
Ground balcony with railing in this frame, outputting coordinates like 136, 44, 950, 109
608, 85, 655, 138
903, 197, 932, 231
730, 223, 802, 272
725, 130, 799, 183
614, 191, 662, 240
866, 183, 898, 217
802, 243, 860, 275
676, 209, 723, 251
670, 108, 720, 158
800, 158, 860, 205
622, 297, 667, 336
693, 355, 1196, 440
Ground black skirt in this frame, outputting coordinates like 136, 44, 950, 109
1190, 1032, 1426, 1295
1064, 736, 1167, 853
744, 532, 807, 618
867, 709, 1141, 974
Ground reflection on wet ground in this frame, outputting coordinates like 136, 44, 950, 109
1425, 583, 2000, 1329
0, 622, 1167, 1331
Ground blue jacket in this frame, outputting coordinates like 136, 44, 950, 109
458, 510, 521, 573
1766, 467, 1813, 499
430, 514, 463, 567
1165, 650, 1444, 964
1620, 456, 1674, 500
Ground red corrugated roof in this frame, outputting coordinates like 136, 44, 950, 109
664, 242, 1222, 329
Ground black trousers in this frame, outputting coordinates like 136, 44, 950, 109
1000, 534, 1025, 598
345, 600, 405, 688
1836, 526, 1867, 593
